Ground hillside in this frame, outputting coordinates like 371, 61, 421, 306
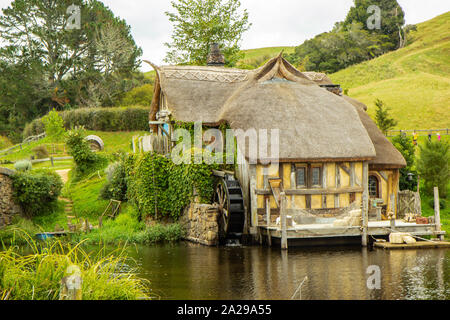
237, 46, 295, 68
330, 12, 450, 130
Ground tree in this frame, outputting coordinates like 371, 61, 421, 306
343, 0, 405, 49
0, 0, 142, 140
42, 109, 66, 142
374, 99, 398, 136
392, 134, 417, 191
164, 0, 251, 66
417, 141, 450, 198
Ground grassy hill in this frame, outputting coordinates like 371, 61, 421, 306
330, 12, 450, 130
237, 46, 295, 68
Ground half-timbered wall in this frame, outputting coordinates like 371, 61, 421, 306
251, 161, 366, 227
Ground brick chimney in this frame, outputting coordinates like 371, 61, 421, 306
207, 43, 225, 67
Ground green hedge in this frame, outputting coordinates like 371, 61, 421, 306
24, 107, 149, 138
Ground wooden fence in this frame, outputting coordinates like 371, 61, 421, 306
387, 129, 449, 137
0, 133, 47, 157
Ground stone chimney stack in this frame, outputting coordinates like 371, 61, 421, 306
207, 43, 225, 67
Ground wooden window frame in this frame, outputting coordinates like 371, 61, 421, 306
368, 175, 380, 199
311, 165, 323, 188
294, 164, 307, 189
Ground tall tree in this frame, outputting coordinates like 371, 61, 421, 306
417, 141, 450, 198
392, 134, 417, 191
343, 0, 406, 49
164, 0, 251, 66
374, 99, 398, 136
0, 0, 142, 139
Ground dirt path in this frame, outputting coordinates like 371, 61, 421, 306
56, 169, 70, 184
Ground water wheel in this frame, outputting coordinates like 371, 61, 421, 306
214, 175, 245, 241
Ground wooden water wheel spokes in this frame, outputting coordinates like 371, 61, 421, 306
214, 176, 245, 241
215, 179, 230, 237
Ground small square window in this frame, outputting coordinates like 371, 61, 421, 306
312, 167, 322, 187
296, 167, 306, 187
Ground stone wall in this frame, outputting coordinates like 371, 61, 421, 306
179, 203, 220, 246
0, 168, 22, 227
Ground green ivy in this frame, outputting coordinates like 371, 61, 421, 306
126, 152, 218, 221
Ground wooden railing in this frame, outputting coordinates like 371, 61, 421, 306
0, 133, 47, 157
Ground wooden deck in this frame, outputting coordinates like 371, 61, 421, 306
259, 220, 445, 243
374, 241, 450, 250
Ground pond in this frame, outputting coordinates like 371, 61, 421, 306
123, 242, 450, 300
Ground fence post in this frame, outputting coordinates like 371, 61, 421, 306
280, 192, 288, 250
434, 187, 444, 241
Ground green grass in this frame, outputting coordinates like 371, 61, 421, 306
0, 238, 151, 300
330, 12, 450, 130
236, 46, 295, 68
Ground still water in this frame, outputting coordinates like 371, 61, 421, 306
123, 242, 450, 300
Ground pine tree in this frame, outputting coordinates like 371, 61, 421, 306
374, 99, 398, 136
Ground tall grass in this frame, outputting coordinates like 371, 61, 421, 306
0, 231, 151, 300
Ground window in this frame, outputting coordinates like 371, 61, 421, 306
369, 175, 379, 198
312, 167, 322, 187
296, 167, 306, 187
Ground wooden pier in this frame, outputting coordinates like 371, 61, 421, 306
374, 241, 450, 250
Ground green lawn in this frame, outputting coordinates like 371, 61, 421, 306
236, 46, 295, 68
330, 12, 450, 130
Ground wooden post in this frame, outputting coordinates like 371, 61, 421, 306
280, 192, 288, 250
362, 162, 369, 247
266, 197, 270, 227
50, 156, 54, 167
434, 187, 443, 241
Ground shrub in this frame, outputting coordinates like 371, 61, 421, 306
14, 160, 32, 172
11, 169, 63, 217
417, 141, 450, 198
65, 127, 108, 177
23, 107, 149, 138
428, 198, 446, 211
42, 109, 66, 142
119, 84, 154, 106
32, 145, 49, 159
100, 160, 128, 201
0, 135, 12, 150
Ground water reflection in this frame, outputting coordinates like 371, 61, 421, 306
125, 243, 450, 300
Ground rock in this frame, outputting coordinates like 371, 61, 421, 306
403, 235, 417, 244
389, 232, 410, 244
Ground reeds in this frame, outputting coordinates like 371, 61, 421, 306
0, 230, 151, 300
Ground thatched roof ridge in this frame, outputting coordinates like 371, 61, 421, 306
303, 72, 334, 85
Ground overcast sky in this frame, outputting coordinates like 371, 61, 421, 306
0, 0, 449, 72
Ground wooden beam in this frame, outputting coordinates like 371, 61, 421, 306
434, 187, 444, 241
335, 163, 341, 208
266, 197, 271, 227
280, 192, 288, 250
250, 166, 258, 228
362, 162, 369, 247
255, 187, 364, 196
322, 164, 328, 209
339, 163, 351, 176
380, 171, 389, 183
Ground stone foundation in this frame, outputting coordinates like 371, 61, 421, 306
0, 168, 22, 228
180, 203, 220, 246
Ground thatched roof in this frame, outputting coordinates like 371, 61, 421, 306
151, 55, 377, 163
303, 72, 334, 85
343, 96, 406, 169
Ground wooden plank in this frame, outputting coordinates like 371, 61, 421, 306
434, 187, 443, 240
255, 186, 364, 196
250, 166, 258, 228
269, 178, 283, 208
266, 197, 271, 227
280, 192, 288, 250
362, 162, 369, 247
374, 241, 450, 250
380, 171, 389, 183
335, 163, 340, 208
339, 163, 351, 176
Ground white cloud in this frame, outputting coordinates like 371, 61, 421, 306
0, 0, 449, 72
